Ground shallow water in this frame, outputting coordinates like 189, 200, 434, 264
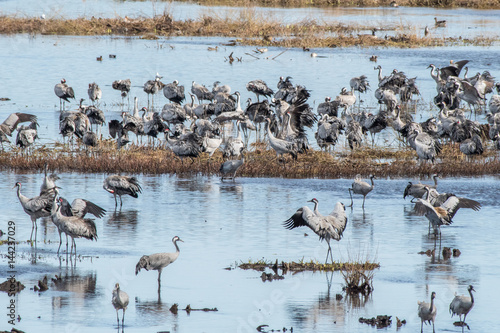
0, 33, 499, 150
1, 0, 499, 39
1, 172, 500, 332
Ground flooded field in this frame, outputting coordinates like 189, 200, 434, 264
1, 172, 500, 332
1, 1, 500, 332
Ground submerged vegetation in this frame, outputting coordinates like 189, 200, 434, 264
0, 12, 497, 49
1, 140, 499, 178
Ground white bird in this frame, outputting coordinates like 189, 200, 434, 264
450, 285, 475, 330
14, 182, 53, 245
54, 78, 75, 110
348, 174, 375, 208
103, 175, 142, 208
418, 291, 437, 333
112, 283, 129, 327
135, 236, 184, 291
283, 199, 347, 264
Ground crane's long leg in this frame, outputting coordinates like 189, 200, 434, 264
57, 229, 62, 254
34, 220, 38, 246
157, 269, 162, 292
30, 218, 35, 245
347, 188, 354, 207
120, 195, 123, 208
116, 310, 120, 327
420, 320, 423, 333
432, 320, 435, 333
122, 308, 126, 326
362, 195, 366, 208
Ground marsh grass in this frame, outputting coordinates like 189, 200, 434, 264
177, 0, 500, 9
0, 13, 497, 49
340, 247, 377, 295
1, 140, 499, 178
238, 258, 380, 272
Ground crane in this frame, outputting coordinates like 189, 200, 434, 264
403, 174, 439, 201
265, 117, 297, 162
103, 175, 142, 208
418, 291, 437, 333
87, 82, 102, 106
163, 80, 185, 104
112, 283, 129, 328
283, 199, 347, 264
450, 285, 475, 331
348, 174, 375, 208
413, 186, 481, 238
135, 236, 184, 291
246, 79, 274, 101
14, 182, 53, 245
220, 147, 245, 180
112, 78, 131, 109
50, 193, 98, 255
54, 78, 75, 111
0, 112, 37, 148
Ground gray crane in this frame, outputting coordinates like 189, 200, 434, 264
459, 134, 484, 158
408, 129, 442, 163
265, 118, 297, 162
16, 121, 38, 152
191, 81, 214, 103
403, 174, 439, 201
40, 163, 60, 196
246, 79, 274, 101
112, 78, 132, 109
59, 196, 106, 219
135, 236, 184, 291
112, 283, 129, 328
0, 112, 37, 148
103, 175, 142, 208
87, 82, 102, 106
14, 182, 53, 245
220, 147, 245, 180
346, 119, 363, 150
450, 285, 475, 331
50, 192, 98, 255
418, 291, 437, 333
54, 78, 75, 111
348, 174, 375, 208
163, 80, 185, 104
143, 73, 164, 110
413, 187, 481, 238
284, 199, 347, 264
349, 75, 370, 104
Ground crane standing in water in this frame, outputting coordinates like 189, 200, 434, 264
135, 236, 184, 291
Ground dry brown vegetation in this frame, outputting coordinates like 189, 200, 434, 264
0, 13, 496, 49
138, 0, 500, 10
1, 140, 499, 178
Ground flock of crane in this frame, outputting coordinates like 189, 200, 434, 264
10, 58, 495, 330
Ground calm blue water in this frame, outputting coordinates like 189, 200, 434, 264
1, 172, 500, 332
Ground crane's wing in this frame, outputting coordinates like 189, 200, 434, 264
25, 195, 52, 213
108, 120, 122, 139
283, 206, 317, 231
414, 199, 452, 225
442, 196, 481, 219
2, 113, 37, 136
71, 198, 106, 218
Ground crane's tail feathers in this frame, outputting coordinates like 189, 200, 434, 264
135, 255, 150, 275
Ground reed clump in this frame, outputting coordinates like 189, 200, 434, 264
1, 141, 500, 178
0, 14, 497, 49
238, 258, 380, 272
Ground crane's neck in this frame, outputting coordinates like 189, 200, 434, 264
173, 239, 180, 253
235, 94, 241, 111
370, 176, 375, 187
433, 175, 438, 186
469, 289, 474, 304
377, 67, 383, 82
429, 296, 435, 311
16, 186, 28, 204
133, 97, 138, 115
312, 200, 319, 215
